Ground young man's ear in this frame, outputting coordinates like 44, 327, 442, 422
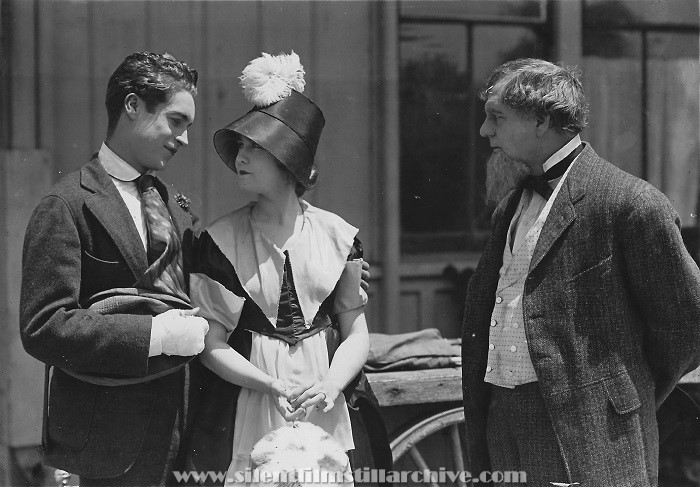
535, 114, 550, 138
124, 93, 139, 119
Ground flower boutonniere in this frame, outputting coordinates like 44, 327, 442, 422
174, 193, 192, 212
174, 192, 200, 227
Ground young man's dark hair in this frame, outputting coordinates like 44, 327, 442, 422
105, 52, 198, 136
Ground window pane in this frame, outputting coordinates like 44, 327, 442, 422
646, 32, 699, 228
399, 23, 546, 252
582, 31, 643, 177
400, 0, 546, 22
584, 0, 699, 27
399, 23, 469, 237
471, 25, 544, 232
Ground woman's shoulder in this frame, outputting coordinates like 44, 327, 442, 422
301, 200, 361, 261
206, 203, 254, 234
302, 200, 358, 235
196, 203, 255, 264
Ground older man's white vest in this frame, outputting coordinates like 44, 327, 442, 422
484, 178, 567, 388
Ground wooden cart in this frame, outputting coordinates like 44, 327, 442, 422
367, 367, 466, 482
367, 366, 700, 483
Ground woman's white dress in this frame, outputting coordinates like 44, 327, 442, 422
189, 200, 367, 482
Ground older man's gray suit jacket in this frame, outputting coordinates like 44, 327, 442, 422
461, 143, 700, 486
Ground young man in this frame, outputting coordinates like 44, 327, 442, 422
20, 52, 209, 486
461, 58, 700, 486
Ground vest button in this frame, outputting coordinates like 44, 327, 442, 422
489, 343, 495, 350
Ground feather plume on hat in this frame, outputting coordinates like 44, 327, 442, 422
240, 51, 306, 107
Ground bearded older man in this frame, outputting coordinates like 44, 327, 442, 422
461, 58, 700, 486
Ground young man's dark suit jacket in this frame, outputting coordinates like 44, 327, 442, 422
20, 157, 197, 479
461, 143, 700, 486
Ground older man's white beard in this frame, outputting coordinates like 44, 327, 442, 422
485, 150, 531, 208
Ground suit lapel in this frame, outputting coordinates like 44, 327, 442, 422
529, 145, 591, 272
81, 158, 149, 279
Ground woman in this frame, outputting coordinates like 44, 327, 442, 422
187, 52, 387, 484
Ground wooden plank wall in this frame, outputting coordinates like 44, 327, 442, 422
37, 0, 395, 332
39, 0, 392, 325
2, 0, 471, 453
0, 0, 390, 451
40, 0, 380, 253
1, 151, 52, 448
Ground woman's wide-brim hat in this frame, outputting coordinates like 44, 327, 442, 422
213, 52, 324, 188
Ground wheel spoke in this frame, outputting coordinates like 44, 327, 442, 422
409, 447, 440, 487
390, 407, 466, 484
450, 424, 467, 487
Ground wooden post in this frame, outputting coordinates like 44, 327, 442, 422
9, 0, 37, 149
37, 0, 54, 153
0, 150, 52, 484
1, 1, 52, 484
5, 150, 52, 441
0, 8, 9, 487
552, 0, 583, 67
380, 1, 402, 333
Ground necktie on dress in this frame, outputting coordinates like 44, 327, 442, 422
523, 144, 583, 200
136, 174, 189, 302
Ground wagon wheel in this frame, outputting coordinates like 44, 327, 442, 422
390, 407, 467, 487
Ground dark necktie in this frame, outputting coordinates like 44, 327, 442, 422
524, 144, 583, 200
136, 174, 189, 301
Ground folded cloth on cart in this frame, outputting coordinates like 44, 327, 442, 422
363, 328, 461, 372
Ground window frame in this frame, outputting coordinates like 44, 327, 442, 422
398, 1, 552, 255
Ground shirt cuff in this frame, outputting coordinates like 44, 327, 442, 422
148, 317, 164, 357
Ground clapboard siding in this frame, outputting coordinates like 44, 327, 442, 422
37, 1, 379, 260
4, 0, 463, 442
17, 0, 467, 341
313, 1, 377, 252
51, 2, 93, 178
9, 0, 465, 341
0, 1, 472, 452
34, 0, 398, 323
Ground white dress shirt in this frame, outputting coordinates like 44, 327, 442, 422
98, 143, 148, 251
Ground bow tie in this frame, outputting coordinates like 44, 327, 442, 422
523, 144, 583, 199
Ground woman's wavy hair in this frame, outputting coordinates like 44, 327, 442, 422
275, 160, 318, 197
479, 58, 589, 134
105, 52, 199, 136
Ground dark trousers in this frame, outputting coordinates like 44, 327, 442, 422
487, 382, 569, 487
80, 372, 184, 487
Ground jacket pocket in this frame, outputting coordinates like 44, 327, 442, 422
81, 250, 135, 293
603, 372, 641, 414
48, 369, 96, 450
82, 250, 122, 265
569, 254, 612, 283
